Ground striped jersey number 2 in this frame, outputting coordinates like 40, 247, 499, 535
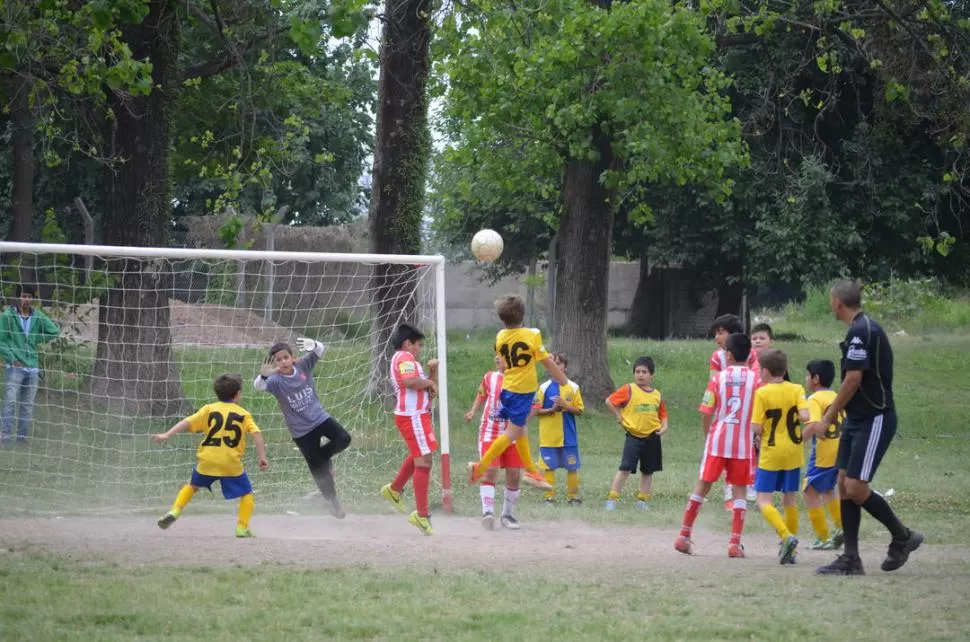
723, 396, 742, 424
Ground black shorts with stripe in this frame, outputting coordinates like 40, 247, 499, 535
836, 410, 896, 482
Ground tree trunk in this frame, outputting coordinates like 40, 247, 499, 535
626, 253, 668, 338
546, 232, 558, 339
9, 76, 34, 244
553, 130, 614, 402
89, 0, 188, 419
367, 0, 433, 396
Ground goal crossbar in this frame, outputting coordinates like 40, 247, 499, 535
0, 240, 453, 514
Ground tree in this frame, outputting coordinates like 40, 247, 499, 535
437, 0, 746, 398
368, 0, 433, 393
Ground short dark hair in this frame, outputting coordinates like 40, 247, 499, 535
495, 295, 525, 327
269, 342, 293, 360
758, 349, 788, 377
633, 356, 655, 374
711, 314, 743, 335
391, 323, 425, 350
16, 284, 36, 297
831, 280, 862, 309
213, 373, 243, 402
806, 359, 836, 388
724, 333, 751, 363
751, 323, 773, 338
553, 352, 567, 368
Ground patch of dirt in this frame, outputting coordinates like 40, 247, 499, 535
53, 300, 299, 348
0, 514, 961, 577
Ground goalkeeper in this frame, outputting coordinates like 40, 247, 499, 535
254, 337, 352, 518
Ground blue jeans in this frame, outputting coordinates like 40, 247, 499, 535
2, 366, 40, 441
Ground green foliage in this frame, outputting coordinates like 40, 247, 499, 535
433, 0, 747, 271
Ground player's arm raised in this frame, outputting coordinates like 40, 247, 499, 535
540, 355, 568, 386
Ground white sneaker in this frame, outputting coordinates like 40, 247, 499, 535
501, 514, 521, 530
745, 487, 757, 502
482, 512, 494, 530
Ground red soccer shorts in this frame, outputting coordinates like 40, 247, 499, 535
479, 439, 524, 469
395, 413, 439, 457
700, 455, 751, 486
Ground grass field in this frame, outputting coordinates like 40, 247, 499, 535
1, 304, 969, 641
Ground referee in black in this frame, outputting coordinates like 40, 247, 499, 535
815, 281, 923, 575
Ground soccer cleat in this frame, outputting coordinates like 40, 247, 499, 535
831, 528, 845, 549
235, 526, 255, 538
467, 462, 484, 485
779, 535, 799, 565
881, 529, 924, 572
636, 500, 650, 510
380, 484, 406, 513
543, 497, 555, 505
745, 488, 757, 502
501, 514, 521, 530
816, 553, 865, 576
674, 536, 694, 555
482, 511, 495, 531
523, 470, 553, 490
157, 509, 180, 530
723, 500, 734, 513
605, 499, 617, 511
329, 496, 346, 519
808, 538, 837, 551
408, 510, 434, 536
728, 543, 745, 558
567, 497, 582, 506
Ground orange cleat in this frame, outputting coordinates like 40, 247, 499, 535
523, 470, 553, 490
467, 462, 484, 484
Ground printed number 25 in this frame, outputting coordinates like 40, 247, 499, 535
201, 412, 244, 448
499, 341, 532, 369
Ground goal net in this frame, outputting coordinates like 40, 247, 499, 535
0, 241, 452, 517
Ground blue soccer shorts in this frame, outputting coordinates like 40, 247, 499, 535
754, 467, 801, 493
497, 390, 536, 428
191, 469, 253, 500
540, 446, 581, 472
802, 466, 838, 493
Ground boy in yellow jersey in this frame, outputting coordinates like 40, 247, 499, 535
604, 356, 668, 510
750, 349, 810, 564
468, 295, 567, 488
534, 353, 585, 504
802, 359, 845, 550
153, 374, 268, 537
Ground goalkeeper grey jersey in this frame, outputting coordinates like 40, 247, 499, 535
258, 350, 330, 438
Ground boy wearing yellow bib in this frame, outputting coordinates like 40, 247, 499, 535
604, 357, 668, 510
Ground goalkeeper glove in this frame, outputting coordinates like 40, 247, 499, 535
295, 337, 319, 353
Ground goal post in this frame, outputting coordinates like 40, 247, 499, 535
0, 241, 452, 515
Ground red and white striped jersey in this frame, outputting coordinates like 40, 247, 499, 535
709, 348, 760, 377
698, 365, 758, 459
477, 370, 506, 443
391, 350, 430, 416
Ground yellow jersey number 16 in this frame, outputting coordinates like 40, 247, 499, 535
499, 341, 532, 369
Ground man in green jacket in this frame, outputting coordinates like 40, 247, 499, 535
0, 285, 59, 444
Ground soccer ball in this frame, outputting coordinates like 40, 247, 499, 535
471, 229, 503, 263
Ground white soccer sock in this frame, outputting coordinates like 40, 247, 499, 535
503, 488, 520, 517
480, 484, 496, 515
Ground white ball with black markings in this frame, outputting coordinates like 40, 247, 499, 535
471, 229, 503, 263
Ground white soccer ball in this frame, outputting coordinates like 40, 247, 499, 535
471, 229, 503, 263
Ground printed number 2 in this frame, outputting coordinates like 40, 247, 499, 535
723, 397, 742, 424
764, 407, 801, 447
499, 341, 532, 369
200, 412, 244, 448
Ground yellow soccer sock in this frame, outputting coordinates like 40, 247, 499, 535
237, 493, 255, 529
784, 504, 799, 537
636, 492, 651, 501
566, 471, 580, 499
515, 436, 539, 475
608, 489, 620, 500
172, 485, 197, 512
808, 506, 830, 541
759, 504, 792, 540
826, 498, 843, 529
476, 434, 512, 475
544, 470, 556, 499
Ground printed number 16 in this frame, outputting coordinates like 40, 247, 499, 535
499, 342, 532, 369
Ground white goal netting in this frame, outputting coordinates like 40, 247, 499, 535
0, 242, 448, 517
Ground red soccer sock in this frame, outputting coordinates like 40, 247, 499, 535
391, 456, 415, 494
730, 498, 747, 545
413, 465, 430, 518
680, 494, 704, 539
